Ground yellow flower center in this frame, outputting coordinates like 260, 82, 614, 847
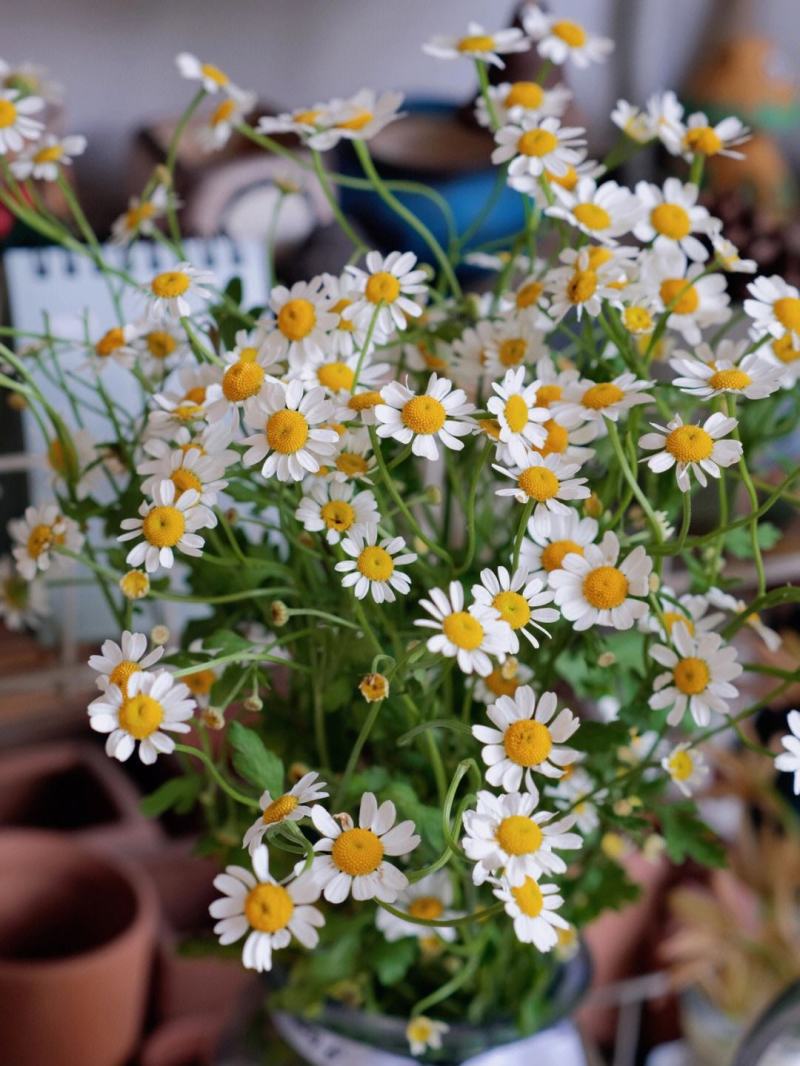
484, 667, 520, 697
773, 297, 800, 332
277, 298, 316, 341
120, 571, 149, 599
505, 82, 544, 111
320, 499, 355, 532
33, 144, 63, 164
581, 382, 624, 410
118, 693, 164, 740
348, 390, 382, 412
496, 814, 543, 855
27, 523, 62, 559
261, 793, 300, 825
331, 297, 355, 331
125, 202, 156, 231
503, 719, 553, 766
442, 610, 484, 650
0, 99, 19, 128
665, 424, 714, 463
708, 368, 751, 391
223, 359, 265, 401
668, 750, 694, 781
108, 659, 140, 695
518, 466, 559, 501
479, 417, 502, 441
504, 394, 529, 433
402, 395, 446, 435
211, 98, 236, 126
408, 896, 444, 921
541, 539, 582, 572
493, 590, 531, 630
623, 306, 654, 333
336, 452, 369, 477
171, 468, 203, 497
266, 409, 310, 454
295, 108, 321, 125
47, 438, 67, 475
317, 361, 355, 391
95, 327, 126, 357
663, 611, 694, 636
582, 566, 629, 609
457, 34, 495, 53
516, 280, 544, 309
146, 331, 177, 359
498, 338, 527, 367
365, 271, 401, 304
512, 876, 545, 917
518, 128, 559, 158
684, 125, 722, 156
573, 203, 611, 231
244, 882, 294, 933
772, 334, 800, 364
552, 19, 587, 46
200, 62, 229, 87
536, 384, 562, 407
673, 657, 710, 695
151, 271, 191, 299
142, 505, 186, 548
651, 203, 691, 240
332, 826, 384, 875
357, 545, 394, 582
337, 109, 373, 131
184, 668, 215, 697
660, 278, 699, 314
534, 419, 569, 456
567, 269, 597, 304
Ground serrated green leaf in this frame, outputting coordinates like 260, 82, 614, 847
229, 721, 284, 794
660, 802, 725, 868
724, 521, 781, 559
208, 628, 252, 654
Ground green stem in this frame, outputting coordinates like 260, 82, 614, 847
174, 743, 259, 809
311, 149, 368, 254
164, 89, 206, 249
333, 697, 385, 809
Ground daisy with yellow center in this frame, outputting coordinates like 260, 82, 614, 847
546, 177, 641, 246
640, 246, 730, 344
88, 669, 195, 764
494, 452, 590, 520
375, 372, 474, 462
633, 177, 715, 261
520, 509, 598, 580
9, 503, 83, 582
649, 626, 742, 726
296, 350, 389, 402
711, 233, 757, 276
462, 789, 581, 887
415, 580, 515, 677
670, 340, 783, 401
295, 478, 379, 545
88, 630, 164, 695
492, 873, 569, 950
111, 185, 170, 245
264, 279, 338, 364
405, 1016, 450, 1057
473, 686, 579, 793
210, 845, 324, 973
310, 791, 420, 903
175, 52, 248, 99
662, 110, 750, 163
706, 588, 782, 653
128, 318, 188, 374
548, 763, 602, 835
137, 434, 230, 518
0, 88, 43, 155
10, 132, 86, 182
485, 367, 549, 464
523, 7, 613, 68
545, 246, 621, 323
118, 478, 207, 573
45, 426, 100, 500
480, 318, 548, 381
197, 89, 256, 151
645, 587, 723, 642
242, 771, 329, 854
745, 274, 800, 344
88, 324, 136, 370
639, 412, 742, 492
242, 380, 338, 483
335, 524, 416, 603
775, 711, 800, 796
472, 566, 558, 653
475, 80, 573, 130
147, 261, 214, 319
611, 100, 654, 144
554, 371, 652, 429
319, 272, 376, 358
205, 330, 282, 428
344, 250, 428, 337
493, 116, 587, 193
148, 364, 219, 435
423, 22, 530, 68
257, 101, 333, 142
549, 530, 653, 632
303, 88, 405, 151
376, 871, 461, 944
474, 658, 534, 705
661, 743, 709, 797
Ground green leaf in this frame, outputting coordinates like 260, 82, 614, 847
229, 721, 284, 794
572, 720, 629, 755
208, 628, 252, 654
724, 521, 782, 559
660, 802, 725, 867
372, 937, 417, 985
211, 664, 250, 708
140, 775, 202, 817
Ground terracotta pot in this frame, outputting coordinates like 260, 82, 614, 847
140, 1014, 222, 1066
0, 741, 162, 856
0, 830, 157, 1066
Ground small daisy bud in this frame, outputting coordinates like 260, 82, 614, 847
275, 173, 302, 195
334, 812, 354, 831
299, 532, 315, 548
555, 925, 579, 960
359, 672, 389, 703
419, 935, 445, 959
628, 505, 645, 529
289, 761, 311, 784
413, 536, 428, 556
425, 484, 442, 505
224, 507, 238, 524
7, 393, 27, 412
501, 657, 520, 680
119, 569, 150, 600
154, 164, 171, 187
150, 624, 170, 646
243, 694, 263, 712
584, 492, 603, 518
597, 651, 616, 668
643, 834, 666, 862
328, 979, 363, 1008
202, 707, 225, 730
270, 600, 289, 627
601, 832, 628, 861
648, 573, 661, 593
614, 798, 633, 816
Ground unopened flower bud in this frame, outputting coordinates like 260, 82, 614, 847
412, 536, 428, 556
334, 812, 354, 831
501, 657, 519, 680
154, 164, 171, 187
643, 834, 666, 862
119, 569, 150, 600
649, 573, 660, 593
243, 694, 263, 713
614, 798, 633, 816
359, 672, 389, 702
224, 507, 238, 524
601, 831, 628, 860
7, 392, 27, 411
150, 624, 170, 646
289, 761, 311, 784
202, 707, 225, 730
270, 600, 289, 627
425, 484, 442, 506
584, 492, 603, 518
597, 651, 616, 668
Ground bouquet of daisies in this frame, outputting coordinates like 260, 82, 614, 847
2, 7, 800, 1055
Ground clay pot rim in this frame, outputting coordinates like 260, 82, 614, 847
0, 828, 157, 975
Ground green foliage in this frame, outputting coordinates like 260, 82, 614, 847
660, 802, 726, 868
229, 721, 284, 794
140, 775, 202, 817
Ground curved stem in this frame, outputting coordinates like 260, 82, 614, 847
311, 149, 368, 254
174, 743, 259, 809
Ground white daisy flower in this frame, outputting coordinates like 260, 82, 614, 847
111, 186, 170, 246
649, 626, 742, 726
210, 846, 324, 973
147, 365, 220, 438
492, 874, 569, 950
0, 89, 43, 154
242, 772, 329, 853
10, 504, 83, 581
375, 373, 474, 462
328, 426, 375, 482
493, 116, 587, 189
763, 331, 800, 386
462, 789, 581, 886
0, 59, 62, 103
530, 358, 581, 410
481, 319, 549, 382
375, 872, 460, 944
553, 371, 652, 428
10, 132, 86, 181
137, 436, 230, 514
471, 566, 558, 652
295, 350, 389, 399
475, 80, 572, 129
546, 178, 641, 245
422, 22, 530, 68
88, 669, 195, 764
174, 53, 246, 98
0, 556, 47, 631
522, 8, 613, 68
639, 246, 730, 344
128, 318, 190, 374
549, 531, 653, 632
147, 262, 215, 319
197, 91, 256, 151
661, 743, 709, 797
706, 588, 782, 652
474, 659, 534, 705
415, 581, 514, 677
295, 479, 379, 545
633, 178, 716, 261
644, 90, 686, 148
335, 525, 416, 604
87, 324, 137, 371
775, 711, 800, 795
493, 452, 589, 518
305, 89, 404, 151
344, 250, 428, 335
242, 379, 338, 483
663, 110, 750, 162
205, 329, 282, 427
118, 479, 207, 573
744, 275, 800, 342
529, 412, 599, 467
406, 1017, 450, 1058
530, 151, 606, 208
257, 101, 334, 142
520, 509, 598, 580
473, 686, 579, 792
669, 342, 783, 400
711, 233, 757, 274
639, 412, 742, 492
319, 272, 375, 358
548, 764, 601, 835
611, 99, 653, 144
263, 279, 337, 366
310, 791, 420, 903
544, 247, 620, 322
645, 586, 723, 642
88, 631, 164, 694
485, 367, 549, 464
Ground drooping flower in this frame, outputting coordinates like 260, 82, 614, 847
242, 771, 329, 853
